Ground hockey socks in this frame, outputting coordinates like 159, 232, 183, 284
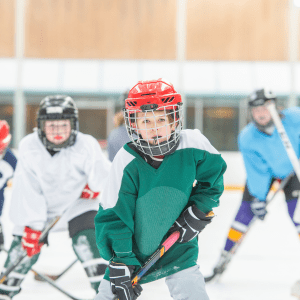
72, 228, 107, 291
0, 236, 40, 298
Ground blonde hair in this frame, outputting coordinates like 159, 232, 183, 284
114, 111, 125, 127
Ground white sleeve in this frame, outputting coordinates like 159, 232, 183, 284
9, 150, 47, 231
84, 136, 112, 192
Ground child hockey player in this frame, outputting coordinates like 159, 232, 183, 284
0, 95, 111, 299
208, 89, 300, 284
94, 78, 227, 300
0, 121, 17, 251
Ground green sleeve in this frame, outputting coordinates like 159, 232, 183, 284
189, 152, 227, 213
95, 172, 141, 267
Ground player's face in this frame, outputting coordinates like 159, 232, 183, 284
251, 104, 272, 126
135, 110, 175, 145
44, 120, 71, 145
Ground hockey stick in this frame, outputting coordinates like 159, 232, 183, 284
114, 231, 180, 300
1, 248, 89, 300
0, 215, 61, 284
33, 258, 78, 281
265, 101, 300, 223
205, 171, 294, 283
30, 268, 92, 300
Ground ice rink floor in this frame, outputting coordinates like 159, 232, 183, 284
1, 188, 300, 300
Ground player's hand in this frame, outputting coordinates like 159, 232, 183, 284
21, 227, 44, 257
109, 261, 142, 300
168, 205, 214, 243
250, 198, 267, 220
80, 184, 100, 199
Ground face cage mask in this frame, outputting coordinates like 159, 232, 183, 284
124, 104, 183, 156
249, 101, 276, 134
38, 118, 78, 151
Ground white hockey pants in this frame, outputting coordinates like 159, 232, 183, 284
94, 265, 209, 300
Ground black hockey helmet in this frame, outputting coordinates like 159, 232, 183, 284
37, 95, 79, 151
248, 88, 277, 107
247, 88, 277, 133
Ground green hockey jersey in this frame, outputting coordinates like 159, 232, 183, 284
95, 129, 227, 284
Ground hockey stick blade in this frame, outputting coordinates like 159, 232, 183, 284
204, 271, 221, 283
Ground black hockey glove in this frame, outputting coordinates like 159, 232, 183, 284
109, 261, 142, 300
169, 205, 214, 243
250, 198, 267, 220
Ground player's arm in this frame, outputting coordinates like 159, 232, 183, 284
190, 152, 227, 213
169, 152, 226, 244
94, 152, 140, 268
9, 148, 47, 232
83, 135, 111, 194
241, 148, 273, 202
9, 149, 47, 256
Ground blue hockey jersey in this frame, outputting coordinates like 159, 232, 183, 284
238, 107, 300, 201
0, 149, 17, 215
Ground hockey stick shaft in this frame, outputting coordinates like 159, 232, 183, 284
131, 231, 180, 285
30, 268, 92, 300
266, 101, 300, 222
33, 258, 78, 281
234, 171, 294, 248
114, 231, 180, 300
0, 215, 61, 284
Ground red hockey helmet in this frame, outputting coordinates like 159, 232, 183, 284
124, 78, 183, 156
0, 120, 11, 159
125, 78, 182, 114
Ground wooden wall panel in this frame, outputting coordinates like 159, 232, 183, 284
186, 0, 289, 61
0, 0, 15, 57
25, 0, 176, 59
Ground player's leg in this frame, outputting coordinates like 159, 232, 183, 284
211, 184, 257, 275
283, 175, 300, 298
94, 279, 115, 300
165, 265, 209, 300
0, 236, 40, 298
69, 211, 107, 292
283, 175, 300, 231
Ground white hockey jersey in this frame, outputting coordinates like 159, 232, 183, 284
10, 131, 111, 235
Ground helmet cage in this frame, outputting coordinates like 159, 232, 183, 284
248, 89, 277, 132
37, 113, 78, 151
124, 103, 183, 156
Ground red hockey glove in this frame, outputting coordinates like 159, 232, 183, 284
21, 227, 44, 257
80, 184, 100, 199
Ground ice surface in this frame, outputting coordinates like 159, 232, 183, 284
1, 188, 300, 300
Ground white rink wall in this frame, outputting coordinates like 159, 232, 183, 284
220, 151, 246, 187
11, 148, 246, 187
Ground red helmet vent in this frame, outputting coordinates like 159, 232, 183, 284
127, 101, 137, 107
161, 97, 175, 104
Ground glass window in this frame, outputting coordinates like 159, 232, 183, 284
78, 109, 107, 140
203, 106, 239, 151
26, 105, 39, 135
186, 106, 195, 129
